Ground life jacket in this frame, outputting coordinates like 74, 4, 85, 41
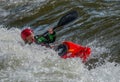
56, 41, 91, 62
34, 31, 56, 44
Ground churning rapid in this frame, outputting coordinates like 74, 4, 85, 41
0, 0, 120, 82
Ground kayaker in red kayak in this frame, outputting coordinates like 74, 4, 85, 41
21, 28, 91, 62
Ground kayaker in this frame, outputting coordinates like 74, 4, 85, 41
21, 28, 91, 62
21, 28, 56, 47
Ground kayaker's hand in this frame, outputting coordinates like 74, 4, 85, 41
48, 28, 54, 34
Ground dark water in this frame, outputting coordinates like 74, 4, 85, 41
0, 0, 120, 68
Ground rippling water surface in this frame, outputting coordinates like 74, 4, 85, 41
0, 0, 120, 82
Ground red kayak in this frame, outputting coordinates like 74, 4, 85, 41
56, 41, 91, 62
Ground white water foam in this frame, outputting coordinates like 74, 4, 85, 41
87, 40, 110, 58
0, 27, 120, 82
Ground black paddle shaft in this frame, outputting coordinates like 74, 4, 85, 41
42, 10, 78, 36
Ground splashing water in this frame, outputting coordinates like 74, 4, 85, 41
0, 27, 119, 82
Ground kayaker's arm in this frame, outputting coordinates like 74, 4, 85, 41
45, 31, 56, 43
34, 28, 56, 44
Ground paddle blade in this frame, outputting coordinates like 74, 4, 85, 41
42, 10, 78, 36
57, 10, 78, 27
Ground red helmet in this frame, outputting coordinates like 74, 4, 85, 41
21, 28, 33, 41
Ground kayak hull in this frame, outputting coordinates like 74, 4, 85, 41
56, 41, 91, 62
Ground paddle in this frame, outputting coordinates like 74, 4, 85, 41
42, 10, 78, 36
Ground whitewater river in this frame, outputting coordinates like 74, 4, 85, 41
0, 0, 120, 82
